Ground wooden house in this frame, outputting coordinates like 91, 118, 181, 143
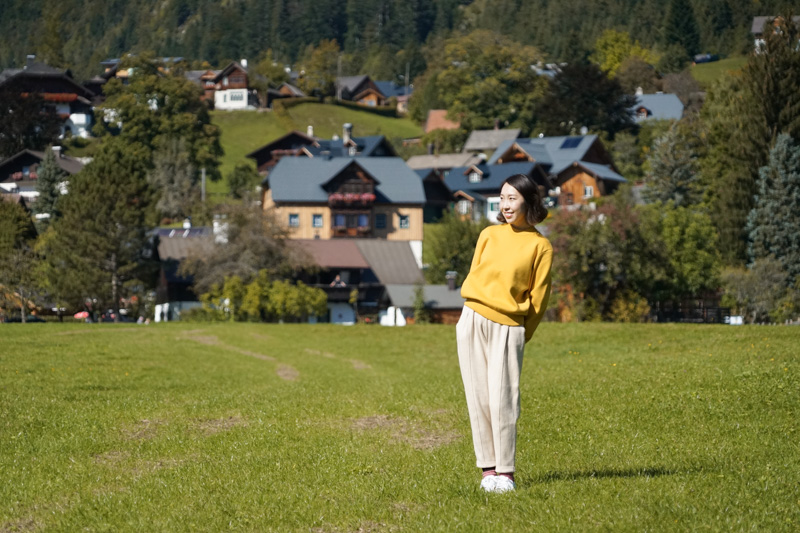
336, 75, 386, 106
0, 148, 84, 203
0, 55, 96, 138
488, 135, 626, 207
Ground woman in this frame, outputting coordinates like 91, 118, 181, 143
456, 173, 552, 493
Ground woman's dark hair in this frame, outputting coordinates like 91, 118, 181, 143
496, 173, 548, 225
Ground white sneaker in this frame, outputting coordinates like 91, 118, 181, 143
490, 475, 516, 493
480, 475, 497, 492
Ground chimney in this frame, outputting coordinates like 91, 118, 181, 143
343, 123, 352, 146
307, 125, 314, 138
182, 217, 192, 229
445, 270, 457, 291
635, 86, 643, 96
240, 58, 248, 69
51, 146, 62, 158
25, 54, 35, 69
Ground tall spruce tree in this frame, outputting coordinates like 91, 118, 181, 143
33, 147, 67, 231
0, 200, 38, 322
746, 134, 800, 287
663, 0, 701, 58
42, 138, 156, 321
705, 13, 800, 265
644, 120, 705, 207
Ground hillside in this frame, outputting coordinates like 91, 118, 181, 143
0, 0, 786, 80
209, 103, 423, 195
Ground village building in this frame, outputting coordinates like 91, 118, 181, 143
0, 147, 83, 203
0, 55, 96, 138
488, 135, 626, 208
631, 92, 684, 122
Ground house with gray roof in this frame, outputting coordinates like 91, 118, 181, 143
0, 147, 84, 204
383, 283, 465, 325
246, 125, 397, 175
488, 134, 626, 207
336, 75, 386, 106
443, 161, 551, 222
631, 94, 684, 122
262, 155, 426, 264
751, 15, 800, 50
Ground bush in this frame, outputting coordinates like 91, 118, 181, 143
608, 291, 651, 323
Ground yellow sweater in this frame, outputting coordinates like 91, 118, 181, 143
461, 223, 553, 342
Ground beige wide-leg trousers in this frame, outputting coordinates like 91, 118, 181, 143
456, 306, 526, 473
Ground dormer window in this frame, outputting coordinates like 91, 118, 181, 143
348, 145, 357, 156
469, 171, 481, 183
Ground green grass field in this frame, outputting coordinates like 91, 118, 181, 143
1, 323, 797, 532
690, 56, 748, 89
210, 105, 423, 198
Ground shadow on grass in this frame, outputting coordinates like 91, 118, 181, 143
528, 466, 691, 485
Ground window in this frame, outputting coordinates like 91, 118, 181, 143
469, 171, 481, 183
375, 213, 387, 229
489, 201, 500, 213
583, 185, 594, 198
288, 213, 299, 227
348, 145, 357, 156
231, 91, 244, 101
312, 214, 323, 228
358, 214, 369, 227
334, 214, 346, 228
399, 214, 410, 229
457, 200, 471, 215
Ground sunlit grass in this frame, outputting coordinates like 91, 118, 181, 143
1, 322, 797, 531
690, 56, 748, 88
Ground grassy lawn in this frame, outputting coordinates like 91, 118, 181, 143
690, 56, 748, 88
284, 104, 422, 142
1, 323, 797, 531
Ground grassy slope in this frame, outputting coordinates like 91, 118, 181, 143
1, 323, 797, 532
210, 105, 423, 197
690, 56, 748, 88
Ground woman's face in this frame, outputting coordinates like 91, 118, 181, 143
500, 182, 529, 229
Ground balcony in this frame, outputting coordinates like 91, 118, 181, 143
328, 192, 376, 207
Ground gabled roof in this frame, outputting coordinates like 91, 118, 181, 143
374, 80, 411, 98
488, 135, 599, 171
278, 82, 305, 97
293, 239, 370, 269
443, 161, 542, 195
406, 153, 482, 170
574, 162, 626, 183
385, 284, 464, 309
155, 227, 212, 261
337, 75, 371, 94
632, 94, 684, 122
307, 135, 397, 158
425, 110, 460, 133
0, 62, 95, 99
0, 149, 85, 178
245, 131, 317, 160
355, 241, 423, 285
463, 129, 522, 153
265, 157, 425, 204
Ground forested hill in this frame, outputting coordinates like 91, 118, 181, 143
0, 0, 785, 80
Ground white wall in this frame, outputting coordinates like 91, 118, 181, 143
215, 89, 250, 110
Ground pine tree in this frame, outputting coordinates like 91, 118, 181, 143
746, 133, 800, 287
148, 137, 197, 222
33, 147, 67, 231
41, 138, 157, 321
663, 0, 701, 57
644, 120, 704, 207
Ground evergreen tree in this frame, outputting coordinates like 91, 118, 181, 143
0, 90, 62, 158
644, 120, 705, 207
663, 0, 701, 57
41, 138, 156, 322
746, 134, 800, 287
537, 62, 637, 138
33, 147, 66, 230
705, 13, 800, 265
0, 200, 38, 322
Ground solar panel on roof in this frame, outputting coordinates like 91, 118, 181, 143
560, 137, 582, 149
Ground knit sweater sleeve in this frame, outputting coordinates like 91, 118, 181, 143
524, 245, 553, 342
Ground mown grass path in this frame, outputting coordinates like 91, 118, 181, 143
1, 323, 797, 531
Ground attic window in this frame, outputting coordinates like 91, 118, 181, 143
560, 137, 582, 149
348, 145, 357, 156
468, 171, 481, 183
